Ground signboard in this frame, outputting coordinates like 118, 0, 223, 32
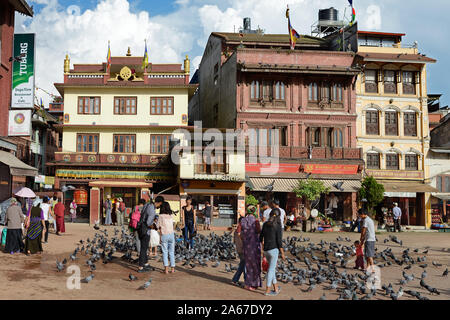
11, 33, 35, 109
8, 109, 31, 136
367, 169, 424, 180
35, 175, 45, 184
303, 164, 359, 175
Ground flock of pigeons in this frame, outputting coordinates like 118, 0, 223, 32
55, 227, 448, 300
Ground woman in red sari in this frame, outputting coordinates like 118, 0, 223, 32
54, 198, 66, 235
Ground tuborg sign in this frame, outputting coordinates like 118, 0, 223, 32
11, 33, 35, 109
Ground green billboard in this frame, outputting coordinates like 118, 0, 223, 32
11, 33, 35, 109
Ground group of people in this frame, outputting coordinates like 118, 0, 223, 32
3, 195, 66, 255
103, 195, 127, 226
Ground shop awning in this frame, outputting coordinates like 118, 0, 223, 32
89, 181, 153, 188
183, 188, 241, 195
248, 177, 361, 193
0, 150, 38, 177
432, 193, 450, 201
379, 180, 438, 194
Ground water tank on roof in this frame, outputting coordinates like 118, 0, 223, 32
243, 17, 251, 31
318, 7, 338, 22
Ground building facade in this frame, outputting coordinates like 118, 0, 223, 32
190, 29, 364, 222
52, 50, 196, 224
355, 31, 437, 227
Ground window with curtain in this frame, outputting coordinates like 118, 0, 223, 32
150, 135, 170, 154
76, 134, 99, 152
402, 71, 416, 95
405, 154, 418, 170
78, 97, 101, 114
386, 153, 399, 170
113, 134, 136, 153
367, 153, 380, 169
366, 110, 379, 135
384, 70, 397, 94
404, 112, 417, 136
365, 70, 378, 93
114, 97, 137, 115
385, 111, 398, 136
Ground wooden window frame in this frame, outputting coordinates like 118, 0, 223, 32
366, 153, 380, 169
365, 70, 378, 93
404, 112, 417, 137
113, 134, 136, 153
405, 154, 418, 171
385, 111, 398, 136
308, 82, 319, 102
386, 153, 399, 170
249, 80, 286, 102
77, 96, 101, 115
76, 133, 99, 153
114, 97, 137, 115
366, 110, 379, 135
150, 134, 171, 154
332, 128, 343, 147
150, 97, 174, 115
383, 70, 397, 94
402, 71, 416, 95
195, 152, 229, 175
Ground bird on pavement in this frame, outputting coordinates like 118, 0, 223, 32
443, 268, 448, 277
129, 273, 138, 281
138, 278, 152, 290
81, 273, 94, 283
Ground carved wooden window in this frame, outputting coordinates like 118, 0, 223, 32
365, 70, 378, 93
404, 112, 417, 136
332, 83, 343, 102
386, 153, 399, 170
384, 70, 397, 94
366, 110, 379, 135
333, 129, 343, 147
367, 153, 380, 169
195, 153, 228, 174
77, 134, 99, 152
402, 71, 416, 95
308, 83, 318, 101
113, 134, 136, 153
78, 97, 100, 114
114, 97, 137, 115
385, 111, 398, 136
150, 134, 170, 154
150, 97, 174, 115
405, 154, 418, 170
322, 82, 331, 101
250, 81, 260, 100
274, 81, 285, 100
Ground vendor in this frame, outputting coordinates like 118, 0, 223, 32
327, 193, 339, 219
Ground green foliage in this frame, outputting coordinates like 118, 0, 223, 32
293, 178, 330, 202
245, 194, 259, 206
359, 176, 385, 213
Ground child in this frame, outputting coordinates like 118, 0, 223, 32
353, 240, 365, 270
149, 219, 160, 257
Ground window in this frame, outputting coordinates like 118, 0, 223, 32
114, 97, 137, 115
365, 70, 378, 93
366, 110, 379, 135
275, 82, 285, 100
262, 81, 273, 100
150, 135, 170, 154
250, 81, 260, 99
78, 97, 100, 114
312, 128, 321, 146
367, 153, 380, 169
402, 71, 416, 95
386, 153, 399, 170
385, 111, 398, 136
437, 176, 442, 192
308, 83, 318, 101
322, 82, 331, 101
250, 80, 286, 103
150, 97, 174, 115
195, 153, 228, 174
113, 134, 136, 153
405, 154, 418, 170
384, 70, 397, 94
446, 176, 450, 193
333, 129, 343, 147
76, 134, 99, 153
332, 83, 343, 102
404, 112, 417, 136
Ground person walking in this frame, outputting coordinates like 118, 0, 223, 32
238, 207, 262, 291
104, 195, 112, 226
393, 202, 402, 232
231, 216, 246, 286
203, 200, 212, 231
4, 198, 25, 254
130, 199, 145, 258
156, 199, 176, 274
116, 197, 125, 227
54, 198, 66, 235
260, 208, 285, 296
261, 201, 271, 222
70, 199, 77, 223
137, 198, 157, 273
182, 196, 196, 250
24, 199, 46, 255
359, 208, 376, 272
41, 197, 54, 243
271, 199, 286, 230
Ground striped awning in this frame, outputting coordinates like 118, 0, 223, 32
248, 177, 361, 193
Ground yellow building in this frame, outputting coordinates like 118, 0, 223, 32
52, 48, 196, 224
356, 31, 437, 228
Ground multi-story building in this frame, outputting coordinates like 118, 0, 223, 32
52, 49, 196, 224
355, 30, 437, 228
190, 20, 364, 222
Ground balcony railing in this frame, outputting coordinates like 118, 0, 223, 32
245, 147, 362, 160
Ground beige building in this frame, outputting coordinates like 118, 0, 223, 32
52, 48, 196, 224
355, 31, 437, 228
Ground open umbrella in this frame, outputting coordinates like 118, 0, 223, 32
14, 187, 36, 198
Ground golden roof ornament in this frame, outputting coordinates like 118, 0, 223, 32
126, 47, 132, 56
119, 66, 132, 80
184, 55, 190, 75
64, 54, 70, 74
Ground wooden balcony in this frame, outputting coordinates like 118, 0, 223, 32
53, 152, 167, 166
246, 146, 362, 160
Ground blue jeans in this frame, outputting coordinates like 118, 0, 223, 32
232, 257, 246, 283
184, 221, 195, 249
161, 233, 175, 267
264, 248, 279, 288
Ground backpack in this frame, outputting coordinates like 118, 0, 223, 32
129, 206, 141, 229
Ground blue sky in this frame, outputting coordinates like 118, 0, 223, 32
18, 0, 450, 108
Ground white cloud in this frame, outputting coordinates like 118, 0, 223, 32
363, 5, 382, 30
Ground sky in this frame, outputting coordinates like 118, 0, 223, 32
14, 0, 450, 108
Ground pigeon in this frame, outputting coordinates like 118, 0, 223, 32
90, 264, 96, 271
212, 261, 220, 268
225, 264, 232, 272
56, 260, 65, 272
129, 273, 138, 281
443, 268, 448, 277
421, 270, 427, 279
404, 265, 412, 270
432, 261, 442, 267
423, 249, 428, 254
81, 273, 94, 283
138, 278, 152, 290
419, 264, 428, 269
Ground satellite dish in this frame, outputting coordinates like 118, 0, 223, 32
311, 209, 319, 218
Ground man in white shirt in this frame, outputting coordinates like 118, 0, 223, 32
272, 199, 286, 230
41, 196, 54, 244
261, 201, 272, 222
392, 202, 402, 232
359, 208, 376, 271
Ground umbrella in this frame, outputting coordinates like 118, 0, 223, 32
14, 187, 36, 198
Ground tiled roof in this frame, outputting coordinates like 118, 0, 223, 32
358, 52, 436, 63
248, 177, 361, 192
212, 32, 327, 47
8, 0, 33, 16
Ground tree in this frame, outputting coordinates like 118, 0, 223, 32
293, 178, 330, 211
358, 176, 385, 214
245, 194, 259, 207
